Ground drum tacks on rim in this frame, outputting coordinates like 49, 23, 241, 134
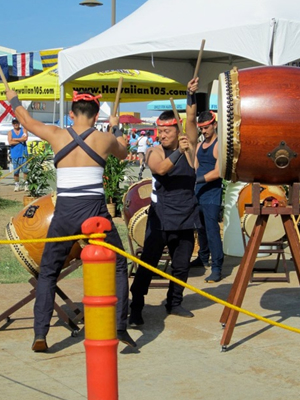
218, 66, 300, 184
5, 192, 82, 278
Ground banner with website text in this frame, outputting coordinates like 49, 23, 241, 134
0, 66, 186, 102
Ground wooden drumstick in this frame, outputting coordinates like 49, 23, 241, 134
0, 66, 10, 91
170, 97, 184, 136
170, 97, 193, 165
112, 77, 123, 117
193, 39, 206, 80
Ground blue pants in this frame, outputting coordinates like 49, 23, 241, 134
197, 204, 223, 271
130, 224, 194, 311
12, 157, 28, 176
34, 195, 129, 336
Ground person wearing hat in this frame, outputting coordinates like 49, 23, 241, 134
8, 118, 29, 192
129, 78, 201, 326
136, 130, 148, 179
190, 111, 224, 283
5, 89, 136, 351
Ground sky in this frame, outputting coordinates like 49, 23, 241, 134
1, 0, 161, 118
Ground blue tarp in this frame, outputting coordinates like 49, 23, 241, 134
55, 115, 73, 126
147, 99, 187, 112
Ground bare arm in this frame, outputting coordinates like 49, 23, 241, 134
6, 90, 60, 142
8, 129, 28, 145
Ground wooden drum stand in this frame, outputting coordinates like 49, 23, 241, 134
220, 182, 300, 351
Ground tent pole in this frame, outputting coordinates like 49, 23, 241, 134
59, 84, 65, 128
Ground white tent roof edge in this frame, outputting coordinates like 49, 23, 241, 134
58, 0, 300, 92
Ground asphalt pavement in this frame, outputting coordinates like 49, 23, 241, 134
1, 168, 300, 399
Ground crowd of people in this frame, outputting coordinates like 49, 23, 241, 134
5, 75, 223, 352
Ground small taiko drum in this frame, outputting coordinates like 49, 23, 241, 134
5, 192, 82, 278
237, 184, 287, 242
218, 66, 300, 184
127, 205, 150, 247
122, 179, 152, 246
122, 178, 152, 225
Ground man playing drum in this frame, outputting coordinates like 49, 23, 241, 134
190, 111, 224, 283
6, 89, 136, 351
129, 79, 200, 326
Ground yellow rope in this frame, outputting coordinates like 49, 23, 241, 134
89, 239, 300, 335
291, 215, 300, 243
1, 233, 300, 335
0, 233, 106, 245
0, 155, 35, 181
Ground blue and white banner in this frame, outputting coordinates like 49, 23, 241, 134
12, 52, 34, 77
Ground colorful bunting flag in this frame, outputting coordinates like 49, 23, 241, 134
39, 48, 62, 70
0, 56, 9, 82
12, 52, 34, 77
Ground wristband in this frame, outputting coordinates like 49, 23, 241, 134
10, 96, 22, 111
196, 175, 206, 184
112, 125, 123, 138
187, 91, 196, 106
168, 148, 182, 165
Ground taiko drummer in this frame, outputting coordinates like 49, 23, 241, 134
6, 89, 136, 351
129, 78, 201, 326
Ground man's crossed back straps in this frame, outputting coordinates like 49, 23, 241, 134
54, 127, 106, 168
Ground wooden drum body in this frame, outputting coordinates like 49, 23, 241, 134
122, 178, 152, 246
218, 66, 300, 184
5, 193, 82, 278
237, 184, 287, 242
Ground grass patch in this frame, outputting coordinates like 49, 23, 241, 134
0, 198, 27, 283
0, 203, 132, 284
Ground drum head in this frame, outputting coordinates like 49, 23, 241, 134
128, 206, 149, 247
242, 214, 285, 243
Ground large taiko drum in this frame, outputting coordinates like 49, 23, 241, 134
237, 184, 287, 242
122, 179, 152, 246
218, 66, 300, 184
5, 192, 82, 278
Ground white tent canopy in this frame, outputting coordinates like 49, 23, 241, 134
58, 0, 300, 91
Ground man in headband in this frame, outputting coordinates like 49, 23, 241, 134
129, 79, 201, 327
190, 111, 224, 283
5, 89, 136, 351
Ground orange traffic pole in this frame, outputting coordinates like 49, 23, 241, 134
81, 216, 119, 400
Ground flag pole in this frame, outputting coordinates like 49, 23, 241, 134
0, 66, 10, 91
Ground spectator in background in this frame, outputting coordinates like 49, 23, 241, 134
137, 130, 148, 180
128, 133, 138, 163
153, 136, 160, 147
8, 118, 29, 192
146, 132, 153, 149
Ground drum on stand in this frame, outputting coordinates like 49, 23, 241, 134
5, 192, 82, 278
218, 66, 300, 184
122, 179, 152, 247
122, 178, 152, 225
237, 184, 287, 243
